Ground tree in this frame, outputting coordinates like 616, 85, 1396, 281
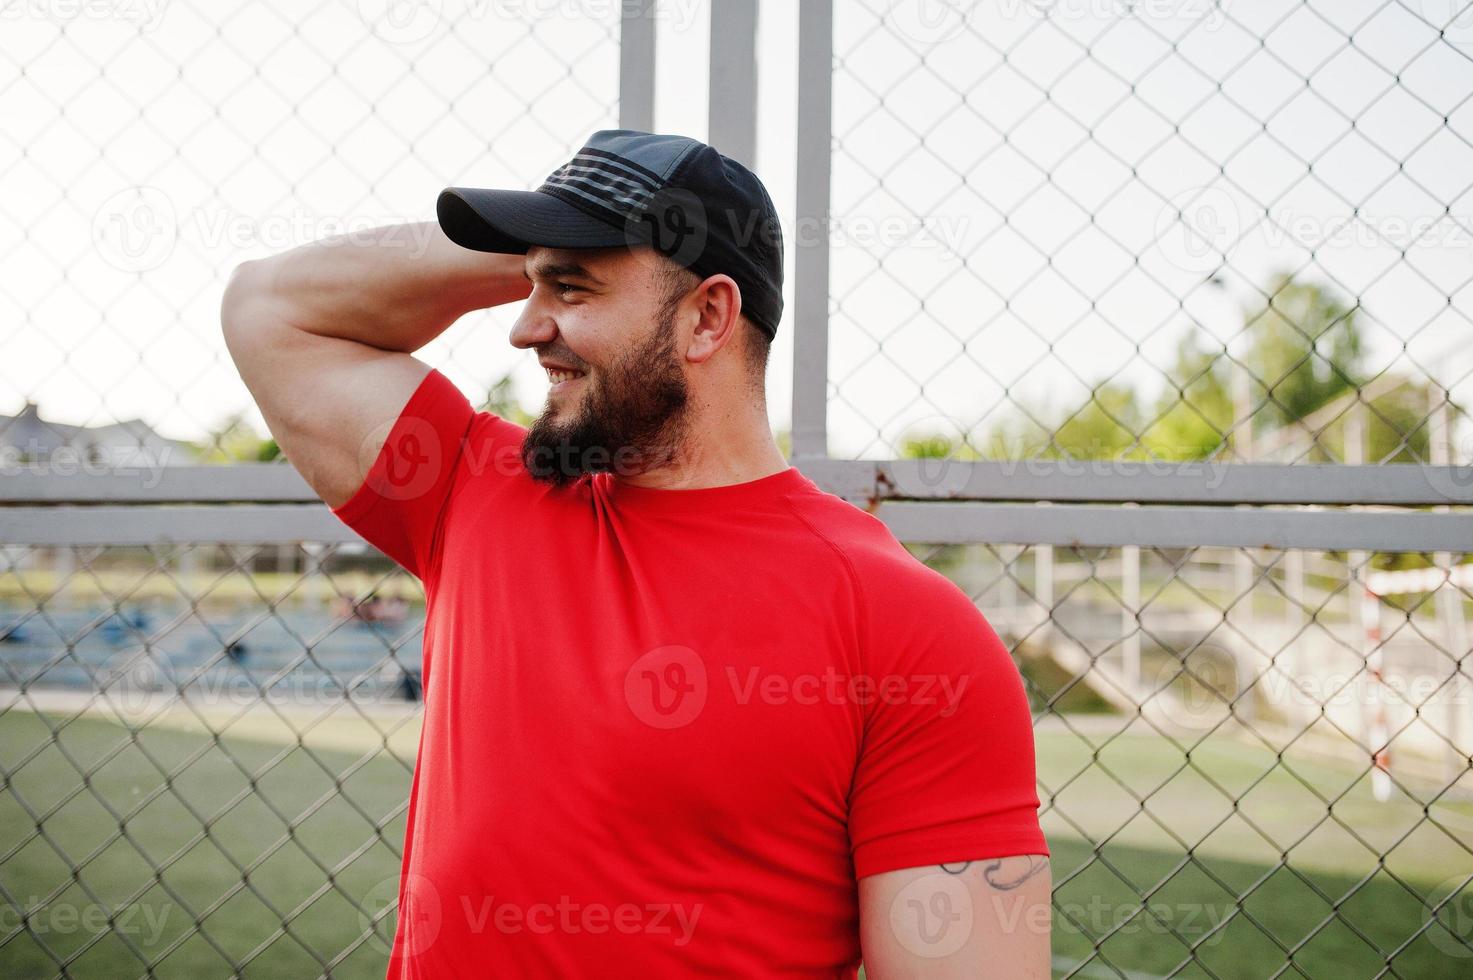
1241, 270, 1365, 438
482, 372, 535, 427
1046, 379, 1145, 459
194, 411, 276, 463
1141, 329, 1233, 461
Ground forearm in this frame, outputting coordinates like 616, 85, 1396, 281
225, 221, 530, 353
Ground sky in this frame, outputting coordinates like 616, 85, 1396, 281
3, 0, 1471, 462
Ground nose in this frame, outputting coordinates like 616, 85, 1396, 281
509, 295, 557, 350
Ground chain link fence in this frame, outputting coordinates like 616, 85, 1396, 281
4, 1, 1473, 978
825, 0, 1472, 466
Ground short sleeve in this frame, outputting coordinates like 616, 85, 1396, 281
329, 367, 475, 581
847, 554, 1047, 880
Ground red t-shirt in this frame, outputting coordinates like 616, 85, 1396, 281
330, 367, 1047, 978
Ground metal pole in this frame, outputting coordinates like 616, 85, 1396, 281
619, 0, 656, 132
1429, 391, 1468, 783
707, 0, 758, 167
792, 0, 833, 459
1123, 543, 1140, 697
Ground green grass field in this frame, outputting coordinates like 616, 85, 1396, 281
2, 707, 1469, 979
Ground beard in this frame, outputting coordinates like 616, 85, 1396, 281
520, 300, 690, 488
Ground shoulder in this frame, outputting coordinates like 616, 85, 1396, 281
780, 489, 983, 632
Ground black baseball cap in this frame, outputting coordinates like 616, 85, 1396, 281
436, 129, 784, 339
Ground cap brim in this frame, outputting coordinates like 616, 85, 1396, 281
436, 187, 629, 254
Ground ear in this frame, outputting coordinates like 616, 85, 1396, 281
685, 273, 743, 365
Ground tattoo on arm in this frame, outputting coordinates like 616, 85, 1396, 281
982, 856, 1050, 891
935, 857, 1050, 889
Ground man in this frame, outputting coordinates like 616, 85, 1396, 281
222, 129, 1050, 977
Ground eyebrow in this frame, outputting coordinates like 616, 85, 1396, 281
524, 260, 604, 285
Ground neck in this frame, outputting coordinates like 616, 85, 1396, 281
615, 392, 787, 491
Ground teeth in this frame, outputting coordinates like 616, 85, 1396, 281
548, 369, 585, 385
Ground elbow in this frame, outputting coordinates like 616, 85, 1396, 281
220, 258, 271, 341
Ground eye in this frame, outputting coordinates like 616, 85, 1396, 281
553, 281, 583, 296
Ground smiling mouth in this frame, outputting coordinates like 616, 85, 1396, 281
547, 368, 587, 389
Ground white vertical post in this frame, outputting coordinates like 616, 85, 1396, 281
791, 0, 832, 459
1232, 356, 1255, 716
1360, 581, 1392, 802
1123, 543, 1140, 698
1284, 548, 1305, 726
708, 0, 758, 167
1429, 390, 1468, 782
1035, 544, 1054, 650
619, 0, 656, 132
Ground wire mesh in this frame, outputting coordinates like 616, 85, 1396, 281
2, 540, 1471, 976
0, 0, 622, 462
3, 1, 1473, 979
826, 0, 1473, 467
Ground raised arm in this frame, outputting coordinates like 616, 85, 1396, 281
220, 220, 529, 508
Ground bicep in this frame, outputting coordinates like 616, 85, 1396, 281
859, 855, 1052, 979
222, 283, 433, 509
